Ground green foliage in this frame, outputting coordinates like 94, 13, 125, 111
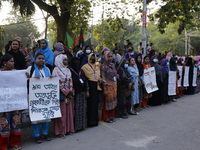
93, 17, 141, 50
147, 21, 185, 55
2, 11, 40, 52
155, 0, 200, 34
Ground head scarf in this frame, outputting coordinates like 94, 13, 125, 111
81, 53, 101, 83
195, 56, 200, 65
151, 55, 163, 82
166, 52, 172, 61
161, 59, 170, 73
118, 58, 131, 79
177, 57, 183, 66
135, 54, 144, 76
14, 37, 22, 42
169, 57, 178, 71
34, 63, 50, 77
53, 54, 71, 81
36, 39, 54, 66
101, 50, 117, 85
54, 42, 64, 57
70, 57, 81, 73
186, 57, 193, 67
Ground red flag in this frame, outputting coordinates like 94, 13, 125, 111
74, 36, 79, 46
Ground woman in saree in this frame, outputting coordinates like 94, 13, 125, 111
81, 53, 101, 126
52, 54, 74, 138
101, 51, 117, 123
0, 54, 22, 150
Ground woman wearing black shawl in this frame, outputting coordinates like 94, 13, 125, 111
7, 40, 26, 69
183, 57, 195, 95
148, 55, 164, 105
135, 54, 144, 108
116, 58, 132, 118
69, 57, 88, 131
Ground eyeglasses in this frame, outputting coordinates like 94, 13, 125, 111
12, 44, 19, 45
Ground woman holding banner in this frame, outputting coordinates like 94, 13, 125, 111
149, 55, 164, 105
141, 56, 152, 108
0, 54, 22, 150
52, 54, 75, 138
26, 52, 52, 143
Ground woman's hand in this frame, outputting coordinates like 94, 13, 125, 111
128, 83, 132, 89
50, 75, 55, 79
34, 76, 40, 79
26, 72, 30, 78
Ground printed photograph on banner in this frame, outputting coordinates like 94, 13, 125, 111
29, 77, 61, 122
0, 70, 28, 112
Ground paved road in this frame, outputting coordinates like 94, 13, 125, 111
21, 93, 200, 150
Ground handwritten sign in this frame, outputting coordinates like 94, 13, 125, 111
143, 67, 158, 94
29, 77, 61, 122
192, 67, 197, 86
0, 70, 28, 112
183, 66, 189, 87
168, 71, 176, 95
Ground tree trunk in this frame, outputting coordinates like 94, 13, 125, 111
55, 11, 70, 42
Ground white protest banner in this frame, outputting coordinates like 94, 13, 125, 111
192, 67, 197, 86
183, 66, 189, 87
0, 70, 28, 112
143, 67, 158, 94
29, 77, 61, 122
177, 66, 183, 87
168, 71, 176, 95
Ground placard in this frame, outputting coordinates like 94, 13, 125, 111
29, 77, 61, 122
168, 71, 176, 95
192, 67, 197, 86
0, 70, 28, 112
143, 67, 158, 94
183, 66, 189, 87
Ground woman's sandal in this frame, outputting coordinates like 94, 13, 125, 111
109, 118, 116, 122
104, 119, 113, 123
121, 115, 128, 119
59, 134, 66, 139
12, 145, 21, 150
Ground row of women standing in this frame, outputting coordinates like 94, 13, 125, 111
0, 39, 198, 150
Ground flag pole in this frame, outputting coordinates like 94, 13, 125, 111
142, 0, 147, 57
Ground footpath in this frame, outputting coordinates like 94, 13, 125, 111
21, 93, 200, 150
